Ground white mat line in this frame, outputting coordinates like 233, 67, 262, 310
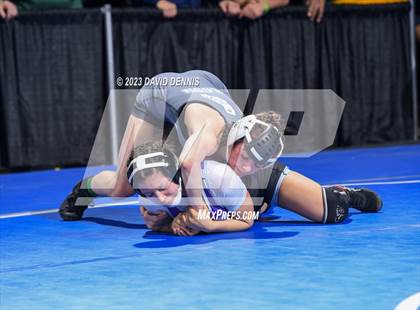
0, 200, 139, 219
330, 174, 420, 184
1, 179, 419, 219
0, 208, 59, 219
90, 200, 138, 208
323, 179, 420, 187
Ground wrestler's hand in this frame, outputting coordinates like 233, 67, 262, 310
181, 207, 216, 233
172, 213, 200, 236
140, 206, 171, 231
156, 0, 177, 18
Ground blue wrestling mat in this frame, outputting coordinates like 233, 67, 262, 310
1, 144, 419, 309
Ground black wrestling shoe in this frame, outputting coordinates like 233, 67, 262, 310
59, 181, 93, 221
341, 187, 383, 213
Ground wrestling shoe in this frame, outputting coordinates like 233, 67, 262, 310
59, 180, 94, 221
339, 186, 383, 213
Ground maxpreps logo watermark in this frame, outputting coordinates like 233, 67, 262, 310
197, 209, 260, 221
82, 88, 346, 192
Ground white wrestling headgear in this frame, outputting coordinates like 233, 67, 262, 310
127, 150, 181, 197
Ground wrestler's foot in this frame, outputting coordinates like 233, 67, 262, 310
59, 181, 92, 221
337, 186, 383, 213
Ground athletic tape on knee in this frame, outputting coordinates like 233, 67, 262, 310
322, 186, 349, 224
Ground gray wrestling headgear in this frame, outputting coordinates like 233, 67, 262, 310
227, 115, 284, 168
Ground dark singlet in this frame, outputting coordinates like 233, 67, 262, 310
132, 70, 243, 144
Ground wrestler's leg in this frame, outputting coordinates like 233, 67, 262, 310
59, 115, 161, 220
277, 171, 381, 224
91, 115, 160, 197
278, 171, 324, 222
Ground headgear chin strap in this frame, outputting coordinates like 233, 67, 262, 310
226, 115, 284, 168
127, 150, 180, 196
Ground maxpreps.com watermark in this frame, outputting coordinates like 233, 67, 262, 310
197, 209, 260, 221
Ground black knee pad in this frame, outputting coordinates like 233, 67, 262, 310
322, 186, 350, 224
264, 161, 287, 205
241, 161, 287, 212
260, 161, 288, 211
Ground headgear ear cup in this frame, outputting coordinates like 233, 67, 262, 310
165, 148, 181, 185
245, 124, 283, 167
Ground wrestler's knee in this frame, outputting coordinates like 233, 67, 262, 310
110, 168, 133, 197
109, 179, 134, 197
